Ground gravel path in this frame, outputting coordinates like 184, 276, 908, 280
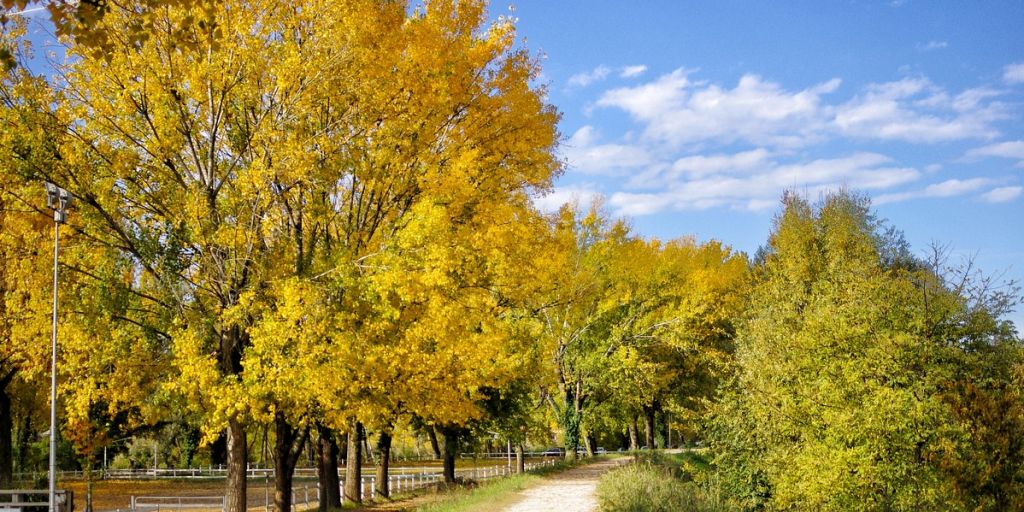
500, 458, 627, 512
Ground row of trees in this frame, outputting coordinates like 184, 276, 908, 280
0, 1, 748, 510
0, 0, 560, 509
2, 1, 1022, 511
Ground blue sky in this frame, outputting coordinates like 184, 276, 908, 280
10, 1, 1024, 326
503, 1, 1024, 327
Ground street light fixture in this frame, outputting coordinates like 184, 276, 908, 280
44, 182, 71, 512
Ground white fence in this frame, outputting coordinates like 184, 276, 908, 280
0, 490, 73, 512
14, 466, 276, 482
130, 496, 225, 512
21, 456, 565, 482
333, 458, 557, 504
122, 458, 560, 511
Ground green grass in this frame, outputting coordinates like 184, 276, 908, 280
413, 472, 542, 512
413, 457, 605, 512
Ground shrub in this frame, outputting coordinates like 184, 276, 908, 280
596, 458, 733, 512
109, 453, 132, 470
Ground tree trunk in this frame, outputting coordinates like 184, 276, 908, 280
375, 430, 392, 498
222, 325, 248, 512
343, 422, 362, 504
584, 434, 596, 457
16, 414, 30, 474
363, 434, 374, 465
84, 459, 94, 512
628, 418, 639, 451
426, 426, 441, 459
225, 419, 248, 512
439, 427, 459, 483
272, 412, 309, 512
515, 443, 525, 474
315, 424, 341, 512
0, 370, 14, 488
562, 382, 583, 462
659, 408, 670, 449
642, 405, 656, 449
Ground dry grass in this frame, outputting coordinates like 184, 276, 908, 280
63, 478, 316, 512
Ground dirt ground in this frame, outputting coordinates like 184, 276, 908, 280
499, 458, 627, 512
59, 459, 544, 512
64, 477, 316, 512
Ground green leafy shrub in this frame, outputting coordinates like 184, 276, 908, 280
596, 455, 733, 512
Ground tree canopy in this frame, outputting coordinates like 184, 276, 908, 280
1, 2, 1021, 511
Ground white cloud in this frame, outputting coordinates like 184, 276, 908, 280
567, 65, 611, 88
981, 186, 1023, 203
966, 140, 1024, 166
1004, 63, 1024, 84
923, 178, 991, 197
875, 178, 991, 204
609, 152, 920, 216
626, 149, 772, 189
917, 40, 949, 51
620, 65, 648, 78
532, 184, 602, 213
570, 69, 1015, 218
597, 69, 841, 148
609, 192, 677, 216
672, 148, 772, 178
561, 126, 653, 174
597, 69, 693, 119
835, 78, 1004, 143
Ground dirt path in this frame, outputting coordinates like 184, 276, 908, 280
499, 458, 627, 512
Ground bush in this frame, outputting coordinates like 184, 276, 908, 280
596, 456, 733, 512
109, 453, 132, 470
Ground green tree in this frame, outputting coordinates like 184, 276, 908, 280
707, 191, 1024, 511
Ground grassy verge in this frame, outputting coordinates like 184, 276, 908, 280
594, 451, 734, 512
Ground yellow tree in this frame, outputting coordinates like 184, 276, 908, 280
534, 203, 630, 460
2, 20, 173, 497
0, 180, 52, 487
5, 2, 558, 509
335, 195, 554, 485
0, 21, 74, 485
1, 0, 209, 63
592, 237, 747, 448
535, 202, 747, 456
220, 0, 559, 502
11, 1, 366, 508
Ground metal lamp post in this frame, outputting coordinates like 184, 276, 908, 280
45, 182, 71, 512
